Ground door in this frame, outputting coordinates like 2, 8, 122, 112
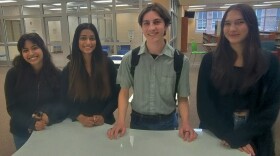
44, 17, 67, 67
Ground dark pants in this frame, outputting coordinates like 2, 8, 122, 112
130, 110, 178, 130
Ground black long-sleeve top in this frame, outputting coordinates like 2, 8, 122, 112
197, 52, 280, 156
61, 58, 119, 124
5, 67, 67, 137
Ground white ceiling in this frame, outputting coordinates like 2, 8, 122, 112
179, 0, 280, 11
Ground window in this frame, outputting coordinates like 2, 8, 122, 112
255, 8, 280, 32
196, 12, 207, 31
196, 8, 280, 33
212, 11, 223, 29
195, 11, 224, 33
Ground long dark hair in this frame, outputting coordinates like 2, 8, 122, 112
212, 4, 269, 94
13, 33, 60, 95
68, 23, 110, 101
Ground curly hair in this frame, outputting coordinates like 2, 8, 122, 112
14, 33, 61, 96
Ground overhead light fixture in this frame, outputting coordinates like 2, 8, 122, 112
220, 6, 230, 9
188, 8, 204, 10
24, 5, 40, 8
253, 4, 272, 7
80, 7, 88, 9
224, 3, 238, 6
53, 3, 61, 6
264, 1, 280, 3
93, 0, 112, 3
109, 4, 130, 7
0, 0, 16, 3
49, 8, 62, 10
189, 5, 206, 8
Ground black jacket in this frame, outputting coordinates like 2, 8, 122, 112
5, 67, 67, 137
197, 52, 280, 156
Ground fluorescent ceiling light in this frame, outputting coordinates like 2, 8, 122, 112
189, 5, 206, 8
264, 1, 280, 3
253, 4, 272, 6
0, 0, 16, 3
49, 8, 62, 10
80, 7, 87, 9
188, 8, 204, 10
225, 3, 238, 6
220, 6, 230, 9
24, 5, 40, 8
53, 3, 61, 6
116, 4, 130, 7
93, 0, 112, 3
109, 4, 130, 7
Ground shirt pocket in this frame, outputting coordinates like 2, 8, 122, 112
159, 75, 175, 98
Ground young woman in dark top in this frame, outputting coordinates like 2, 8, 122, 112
197, 4, 280, 156
4, 33, 67, 150
61, 23, 119, 127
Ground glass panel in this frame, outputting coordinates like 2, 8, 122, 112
8, 45, 18, 61
43, 3, 62, 14
47, 20, 62, 52
94, 14, 113, 43
2, 6, 20, 16
116, 13, 139, 42
68, 16, 79, 48
24, 18, 43, 38
92, 15, 98, 27
23, 5, 41, 15
0, 46, 7, 61
0, 20, 3, 43
91, 1, 113, 12
5, 19, 22, 42
67, 1, 88, 13
81, 16, 89, 23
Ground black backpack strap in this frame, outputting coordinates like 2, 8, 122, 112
130, 46, 141, 78
173, 49, 184, 101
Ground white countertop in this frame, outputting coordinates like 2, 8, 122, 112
13, 119, 248, 156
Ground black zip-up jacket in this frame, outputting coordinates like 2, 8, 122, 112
5, 67, 67, 137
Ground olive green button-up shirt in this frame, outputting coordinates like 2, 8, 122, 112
117, 42, 190, 115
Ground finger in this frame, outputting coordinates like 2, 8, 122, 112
238, 148, 244, 152
107, 128, 112, 139
178, 129, 184, 138
113, 128, 120, 139
181, 130, 189, 141
244, 145, 255, 155
119, 128, 126, 137
188, 130, 197, 142
242, 146, 251, 154
246, 144, 255, 155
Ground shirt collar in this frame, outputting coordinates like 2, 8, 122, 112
139, 41, 174, 58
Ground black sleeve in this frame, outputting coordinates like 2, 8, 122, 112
101, 58, 120, 118
61, 65, 80, 121
4, 68, 34, 132
197, 53, 232, 139
40, 70, 68, 125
